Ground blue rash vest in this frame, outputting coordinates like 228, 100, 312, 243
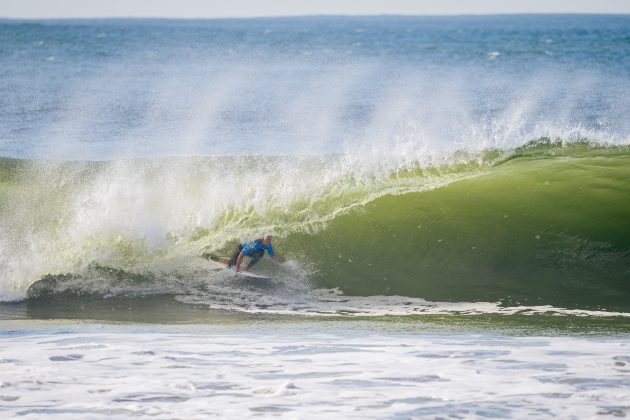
241, 241, 274, 257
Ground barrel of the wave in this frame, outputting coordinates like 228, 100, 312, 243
284, 145, 630, 313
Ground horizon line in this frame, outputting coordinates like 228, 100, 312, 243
2, 12, 629, 22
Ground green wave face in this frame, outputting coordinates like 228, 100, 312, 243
1, 144, 629, 312
284, 147, 630, 311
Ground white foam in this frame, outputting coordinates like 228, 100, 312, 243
177, 286, 630, 318
0, 323, 628, 418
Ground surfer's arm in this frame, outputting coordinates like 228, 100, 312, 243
267, 244, 279, 262
234, 251, 245, 272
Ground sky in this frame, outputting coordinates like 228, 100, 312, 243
1, 0, 629, 19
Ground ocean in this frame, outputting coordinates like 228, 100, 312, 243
1, 15, 629, 417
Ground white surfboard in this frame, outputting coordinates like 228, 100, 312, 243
225, 266, 272, 280
205, 255, 272, 280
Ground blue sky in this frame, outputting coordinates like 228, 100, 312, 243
2, 0, 629, 19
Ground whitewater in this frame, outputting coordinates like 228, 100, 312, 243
1, 15, 629, 418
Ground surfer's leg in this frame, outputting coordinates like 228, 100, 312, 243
246, 250, 264, 269
227, 245, 243, 268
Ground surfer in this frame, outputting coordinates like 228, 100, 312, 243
228, 235, 277, 272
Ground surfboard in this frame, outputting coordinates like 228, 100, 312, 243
224, 265, 272, 280
204, 254, 272, 280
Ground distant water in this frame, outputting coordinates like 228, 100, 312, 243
1, 15, 630, 417
1, 15, 629, 159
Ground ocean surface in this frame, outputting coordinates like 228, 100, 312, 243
1, 15, 629, 417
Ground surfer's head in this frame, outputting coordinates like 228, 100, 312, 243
255, 235, 272, 245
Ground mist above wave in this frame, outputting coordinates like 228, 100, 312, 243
1, 17, 628, 159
